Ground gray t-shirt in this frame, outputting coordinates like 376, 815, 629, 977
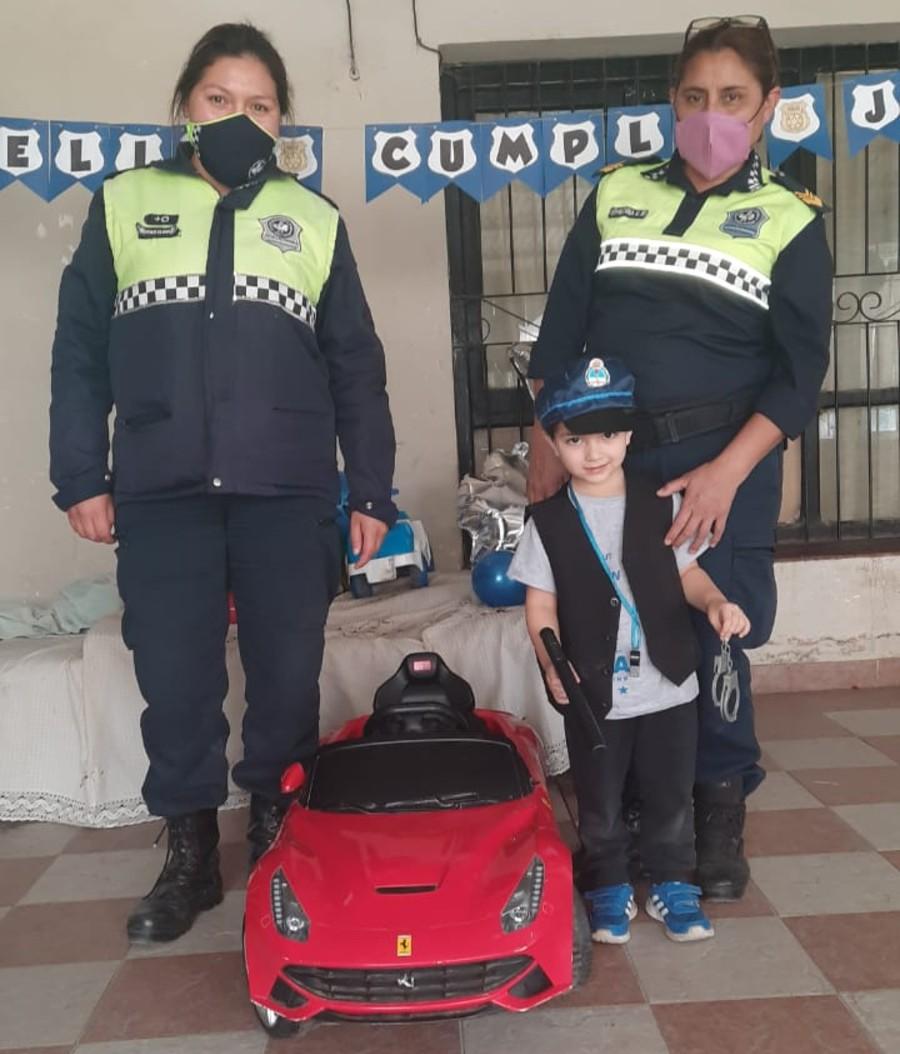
508, 492, 707, 719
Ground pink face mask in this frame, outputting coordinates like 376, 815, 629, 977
674, 110, 752, 182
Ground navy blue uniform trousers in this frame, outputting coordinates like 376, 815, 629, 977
627, 425, 782, 796
115, 495, 343, 818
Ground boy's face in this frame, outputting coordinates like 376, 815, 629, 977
549, 423, 631, 486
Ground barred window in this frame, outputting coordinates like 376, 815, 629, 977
442, 43, 900, 552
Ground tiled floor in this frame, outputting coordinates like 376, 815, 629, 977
2, 686, 900, 1053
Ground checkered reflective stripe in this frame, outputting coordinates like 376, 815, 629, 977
596, 237, 771, 309
113, 275, 205, 317
233, 274, 317, 329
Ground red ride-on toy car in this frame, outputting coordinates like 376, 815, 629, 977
243, 651, 593, 1037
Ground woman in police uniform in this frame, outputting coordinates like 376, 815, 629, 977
50, 23, 396, 941
527, 16, 832, 900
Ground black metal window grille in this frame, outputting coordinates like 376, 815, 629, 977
441, 43, 900, 553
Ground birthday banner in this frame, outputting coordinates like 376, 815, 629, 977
0, 120, 324, 199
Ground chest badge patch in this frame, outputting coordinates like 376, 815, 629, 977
259, 214, 302, 254
720, 206, 769, 239
135, 213, 180, 239
608, 206, 648, 219
584, 357, 611, 388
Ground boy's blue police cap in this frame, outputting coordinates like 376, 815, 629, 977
536, 356, 636, 434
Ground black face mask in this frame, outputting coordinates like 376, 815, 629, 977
187, 112, 277, 188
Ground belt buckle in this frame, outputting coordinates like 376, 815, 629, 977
661, 412, 680, 444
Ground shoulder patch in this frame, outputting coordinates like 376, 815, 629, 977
769, 169, 826, 212
599, 161, 626, 176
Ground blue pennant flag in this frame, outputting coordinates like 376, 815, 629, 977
109, 125, 172, 172
278, 126, 323, 193
481, 118, 544, 200
766, 85, 832, 167
843, 72, 900, 156
365, 124, 427, 202
606, 105, 673, 164
0, 118, 50, 198
48, 122, 112, 199
540, 112, 605, 192
419, 121, 483, 203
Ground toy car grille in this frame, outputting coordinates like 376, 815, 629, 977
283, 955, 532, 1003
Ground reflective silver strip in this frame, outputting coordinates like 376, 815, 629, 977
595, 237, 771, 309
233, 273, 317, 329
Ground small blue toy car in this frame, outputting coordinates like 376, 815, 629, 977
337, 476, 433, 599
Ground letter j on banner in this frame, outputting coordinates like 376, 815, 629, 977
541, 112, 605, 192
365, 124, 427, 202
844, 72, 900, 156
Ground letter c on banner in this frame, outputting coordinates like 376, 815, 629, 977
549, 120, 600, 169
372, 129, 421, 176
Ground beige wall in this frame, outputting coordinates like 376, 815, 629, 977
1, 0, 898, 605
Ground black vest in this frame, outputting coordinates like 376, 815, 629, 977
529, 472, 700, 718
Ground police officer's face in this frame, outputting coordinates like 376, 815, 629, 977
550, 426, 632, 487
184, 55, 282, 138
671, 47, 780, 141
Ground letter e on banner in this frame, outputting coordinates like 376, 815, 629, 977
0, 126, 42, 176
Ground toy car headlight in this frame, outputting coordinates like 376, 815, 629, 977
271, 869, 310, 942
500, 856, 545, 933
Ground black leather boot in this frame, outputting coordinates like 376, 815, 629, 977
248, 794, 286, 867
127, 808, 223, 943
694, 778, 750, 901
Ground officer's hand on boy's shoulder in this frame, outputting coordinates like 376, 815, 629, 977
706, 599, 751, 642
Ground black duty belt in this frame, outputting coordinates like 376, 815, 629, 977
630, 390, 758, 450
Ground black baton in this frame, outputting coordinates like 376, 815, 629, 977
539, 627, 606, 752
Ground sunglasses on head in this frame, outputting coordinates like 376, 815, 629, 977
683, 15, 778, 70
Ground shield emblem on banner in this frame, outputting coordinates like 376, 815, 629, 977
774, 94, 820, 142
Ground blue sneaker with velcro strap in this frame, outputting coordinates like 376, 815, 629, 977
584, 882, 638, 944
646, 881, 714, 942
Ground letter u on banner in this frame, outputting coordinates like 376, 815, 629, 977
421, 121, 483, 202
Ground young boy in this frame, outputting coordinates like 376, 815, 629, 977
509, 356, 750, 944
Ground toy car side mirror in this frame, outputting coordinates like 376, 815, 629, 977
280, 762, 306, 796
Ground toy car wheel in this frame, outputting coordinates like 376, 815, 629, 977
571, 885, 593, 989
350, 574, 373, 599
409, 565, 429, 588
252, 1002, 301, 1038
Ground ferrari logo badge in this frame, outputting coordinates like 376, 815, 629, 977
396, 934, 413, 957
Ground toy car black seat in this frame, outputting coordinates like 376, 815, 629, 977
366, 653, 482, 737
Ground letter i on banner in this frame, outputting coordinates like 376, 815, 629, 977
110, 124, 171, 172
481, 117, 544, 199
541, 112, 605, 192
766, 84, 832, 167
843, 72, 900, 156
365, 124, 427, 202
0, 117, 50, 198
421, 121, 483, 202
278, 126, 323, 192
48, 121, 112, 199
606, 105, 673, 164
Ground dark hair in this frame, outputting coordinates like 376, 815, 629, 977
673, 24, 780, 96
172, 22, 293, 119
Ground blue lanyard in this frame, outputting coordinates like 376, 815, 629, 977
567, 484, 642, 674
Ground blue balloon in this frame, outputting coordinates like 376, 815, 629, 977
471, 550, 526, 608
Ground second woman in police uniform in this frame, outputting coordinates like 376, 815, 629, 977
50, 23, 396, 940
527, 17, 832, 900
